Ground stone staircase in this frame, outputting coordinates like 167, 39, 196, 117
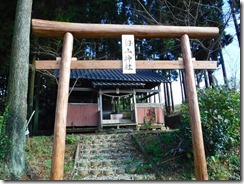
71, 133, 156, 180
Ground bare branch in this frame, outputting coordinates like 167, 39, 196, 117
69, 78, 80, 96
136, 0, 160, 25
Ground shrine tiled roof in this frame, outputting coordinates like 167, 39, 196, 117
69, 69, 169, 82
54, 69, 170, 88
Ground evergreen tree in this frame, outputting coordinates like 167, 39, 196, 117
126, 0, 233, 86
0, 1, 17, 112
228, 0, 240, 46
6, 0, 33, 179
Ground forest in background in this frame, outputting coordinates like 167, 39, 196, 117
0, 0, 240, 180
0, 0, 240, 131
0, 0, 240, 113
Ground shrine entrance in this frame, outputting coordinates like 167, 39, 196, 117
32, 19, 219, 180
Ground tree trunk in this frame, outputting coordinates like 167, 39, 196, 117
181, 70, 187, 102
229, 0, 240, 47
6, 0, 33, 179
195, 72, 200, 89
204, 70, 209, 88
169, 83, 174, 112
179, 70, 185, 103
33, 73, 41, 135
219, 49, 228, 85
208, 70, 214, 86
28, 56, 36, 135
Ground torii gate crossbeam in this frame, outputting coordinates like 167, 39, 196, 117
32, 19, 219, 39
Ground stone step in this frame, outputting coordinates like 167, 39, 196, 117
79, 147, 137, 154
71, 132, 156, 180
75, 158, 142, 169
80, 134, 128, 141
79, 154, 139, 161
75, 166, 136, 175
73, 172, 156, 180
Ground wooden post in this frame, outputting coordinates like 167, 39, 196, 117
158, 85, 161, 104
50, 32, 73, 180
165, 83, 171, 113
180, 34, 208, 180
133, 90, 138, 126
163, 83, 168, 112
99, 89, 103, 130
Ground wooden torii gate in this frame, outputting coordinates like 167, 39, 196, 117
32, 19, 219, 180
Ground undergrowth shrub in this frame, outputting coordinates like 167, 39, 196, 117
0, 106, 9, 161
144, 134, 161, 163
66, 133, 77, 144
207, 154, 240, 180
179, 86, 240, 180
180, 86, 240, 156
0, 107, 12, 179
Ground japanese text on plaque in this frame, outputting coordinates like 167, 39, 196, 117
122, 35, 136, 74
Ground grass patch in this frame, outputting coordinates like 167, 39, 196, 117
25, 134, 78, 180
134, 129, 240, 180
134, 130, 195, 180
2, 128, 239, 180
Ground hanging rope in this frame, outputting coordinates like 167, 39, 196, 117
102, 93, 131, 98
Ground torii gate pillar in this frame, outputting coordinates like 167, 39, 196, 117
50, 32, 73, 180
181, 34, 208, 180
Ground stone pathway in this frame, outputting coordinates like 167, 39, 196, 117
70, 132, 156, 180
